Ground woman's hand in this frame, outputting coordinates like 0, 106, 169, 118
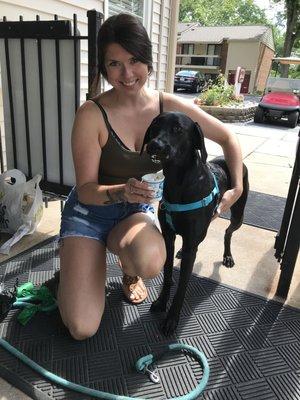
212, 187, 243, 220
125, 178, 155, 203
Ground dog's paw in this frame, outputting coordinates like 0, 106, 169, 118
150, 298, 167, 312
161, 315, 179, 336
223, 255, 235, 268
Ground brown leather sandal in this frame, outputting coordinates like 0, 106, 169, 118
122, 274, 148, 304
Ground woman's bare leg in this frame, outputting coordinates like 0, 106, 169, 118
107, 213, 166, 301
58, 237, 106, 340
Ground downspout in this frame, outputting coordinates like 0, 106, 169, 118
165, 0, 180, 93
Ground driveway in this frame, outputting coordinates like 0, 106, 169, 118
175, 91, 299, 198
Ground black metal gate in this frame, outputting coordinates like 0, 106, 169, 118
274, 130, 300, 298
0, 10, 103, 197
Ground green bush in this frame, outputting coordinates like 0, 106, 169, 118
196, 75, 243, 106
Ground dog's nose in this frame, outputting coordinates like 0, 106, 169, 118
147, 139, 169, 155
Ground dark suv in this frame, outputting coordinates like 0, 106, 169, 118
174, 70, 206, 93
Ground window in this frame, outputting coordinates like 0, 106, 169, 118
109, 0, 144, 21
182, 44, 194, 55
207, 44, 221, 66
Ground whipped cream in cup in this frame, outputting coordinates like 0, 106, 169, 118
142, 170, 164, 201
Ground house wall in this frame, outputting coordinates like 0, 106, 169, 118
225, 40, 260, 93
255, 44, 274, 92
194, 43, 206, 54
220, 40, 228, 74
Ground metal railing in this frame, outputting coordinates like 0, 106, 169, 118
274, 130, 300, 298
0, 10, 103, 198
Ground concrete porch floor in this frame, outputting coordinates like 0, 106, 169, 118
0, 120, 299, 399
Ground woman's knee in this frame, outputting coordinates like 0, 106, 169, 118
65, 312, 104, 341
136, 243, 166, 279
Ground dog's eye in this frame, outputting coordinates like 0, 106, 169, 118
173, 126, 182, 134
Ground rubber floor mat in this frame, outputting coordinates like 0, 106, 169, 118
221, 190, 286, 232
0, 239, 300, 400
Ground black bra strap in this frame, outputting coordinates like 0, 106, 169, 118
159, 92, 163, 114
90, 100, 131, 151
90, 100, 111, 128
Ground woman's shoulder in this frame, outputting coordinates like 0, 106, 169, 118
161, 91, 195, 113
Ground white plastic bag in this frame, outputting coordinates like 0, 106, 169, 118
0, 169, 43, 254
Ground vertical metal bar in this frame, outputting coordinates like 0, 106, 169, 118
274, 133, 300, 260
0, 127, 4, 173
73, 13, 79, 112
20, 33, 32, 177
4, 36, 17, 168
276, 188, 300, 298
54, 14, 63, 185
37, 31, 48, 181
87, 10, 103, 99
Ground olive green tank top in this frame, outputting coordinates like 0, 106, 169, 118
92, 92, 163, 185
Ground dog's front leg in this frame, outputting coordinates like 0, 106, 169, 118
162, 245, 197, 336
151, 230, 176, 313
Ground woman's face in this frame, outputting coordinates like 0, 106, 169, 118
104, 43, 149, 92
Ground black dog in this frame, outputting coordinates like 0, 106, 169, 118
140, 111, 249, 335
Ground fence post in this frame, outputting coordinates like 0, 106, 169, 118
274, 130, 300, 298
87, 9, 103, 99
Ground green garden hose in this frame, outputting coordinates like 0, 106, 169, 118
0, 339, 209, 399
0, 281, 209, 399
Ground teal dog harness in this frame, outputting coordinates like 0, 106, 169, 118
162, 173, 220, 231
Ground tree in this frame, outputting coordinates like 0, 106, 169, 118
272, 0, 300, 77
179, 0, 268, 26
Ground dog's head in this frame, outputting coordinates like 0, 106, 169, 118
140, 111, 207, 165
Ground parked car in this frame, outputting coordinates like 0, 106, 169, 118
174, 70, 206, 93
254, 57, 300, 128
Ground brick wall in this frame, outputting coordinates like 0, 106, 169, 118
255, 44, 274, 92
220, 40, 228, 74
199, 104, 256, 122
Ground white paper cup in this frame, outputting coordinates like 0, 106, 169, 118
142, 170, 164, 201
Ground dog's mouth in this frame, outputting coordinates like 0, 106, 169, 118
147, 141, 171, 164
150, 154, 162, 164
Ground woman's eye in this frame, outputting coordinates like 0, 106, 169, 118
108, 61, 120, 67
131, 58, 139, 64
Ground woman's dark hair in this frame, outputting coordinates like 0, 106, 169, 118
97, 13, 153, 80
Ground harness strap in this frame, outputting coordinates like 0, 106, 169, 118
162, 173, 219, 230
162, 173, 219, 212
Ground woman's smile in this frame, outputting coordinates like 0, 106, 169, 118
105, 43, 148, 91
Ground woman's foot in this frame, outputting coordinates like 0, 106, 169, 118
122, 274, 148, 304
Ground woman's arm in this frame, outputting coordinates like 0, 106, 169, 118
163, 93, 243, 214
71, 102, 153, 205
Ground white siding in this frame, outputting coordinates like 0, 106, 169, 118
149, 0, 171, 90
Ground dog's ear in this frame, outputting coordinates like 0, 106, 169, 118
194, 122, 207, 163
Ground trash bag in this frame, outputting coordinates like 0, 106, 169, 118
0, 169, 43, 254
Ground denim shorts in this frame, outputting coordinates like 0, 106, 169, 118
59, 187, 155, 245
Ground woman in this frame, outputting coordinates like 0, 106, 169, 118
58, 13, 243, 340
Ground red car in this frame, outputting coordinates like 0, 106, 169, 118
254, 90, 300, 128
